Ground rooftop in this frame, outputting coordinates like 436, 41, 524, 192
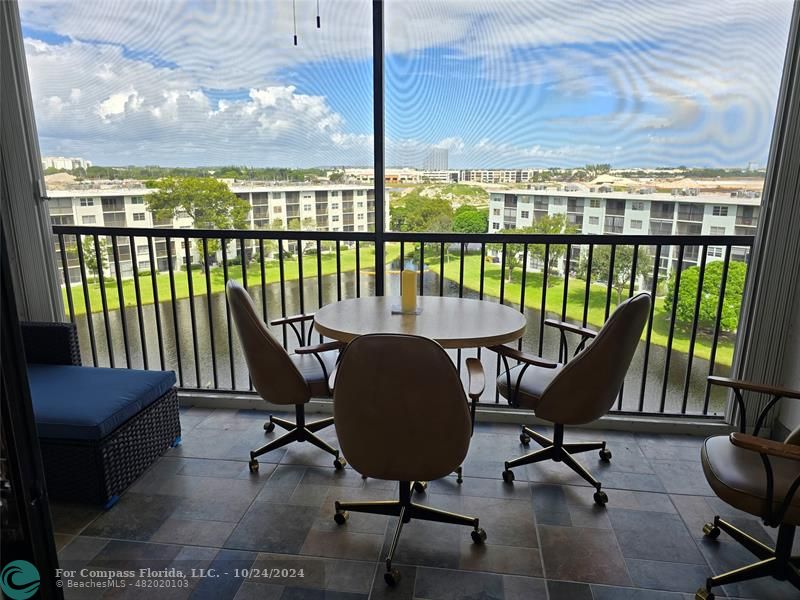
46, 183, 374, 198
493, 188, 763, 207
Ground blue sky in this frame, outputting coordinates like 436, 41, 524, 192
19, 0, 794, 169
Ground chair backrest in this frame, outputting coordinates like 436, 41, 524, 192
333, 334, 472, 482
537, 292, 651, 425
226, 280, 309, 405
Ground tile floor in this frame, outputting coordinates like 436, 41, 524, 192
51, 407, 800, 600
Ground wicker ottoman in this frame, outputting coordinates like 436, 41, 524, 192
22, 322, 181, 508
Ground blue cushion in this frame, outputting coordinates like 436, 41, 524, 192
27, 365, 176, 441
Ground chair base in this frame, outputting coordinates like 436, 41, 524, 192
249, 405, 344, 472
503, 423, 610, 505
334, 481, 486, 586
695, 518, 799, 599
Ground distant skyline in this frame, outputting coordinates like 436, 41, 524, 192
20, 0, 794, 169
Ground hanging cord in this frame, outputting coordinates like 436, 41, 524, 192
293, 0, 298, 45
316, 0, 320, 28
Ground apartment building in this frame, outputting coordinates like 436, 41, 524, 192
49, 183, 377, 283
460, 169, 538, 184
42, 155, 92, 170
230, 184, 376, 233
489, 188, 759, 275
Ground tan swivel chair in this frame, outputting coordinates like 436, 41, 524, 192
492, 292, 651, 505
226, 280, 345, 472
695, 376, 800, 600
331, 334, 487, 586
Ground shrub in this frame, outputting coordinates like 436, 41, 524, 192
664, 260, 746, 332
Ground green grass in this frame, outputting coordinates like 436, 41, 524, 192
426, 251, 735, 367
64, 245, 401, 316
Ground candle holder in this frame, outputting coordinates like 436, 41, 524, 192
391, 304, 423, 315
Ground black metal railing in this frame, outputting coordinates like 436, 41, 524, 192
51, 225, 753, 418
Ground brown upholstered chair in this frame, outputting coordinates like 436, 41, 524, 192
492, 292, 651, 505
331, 334, 487, 586
695, 376, 800, 600
226, 280, 345, 473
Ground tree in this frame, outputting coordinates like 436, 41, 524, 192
664, 260, 747, 332
453, 205, 488, 234
146, 177, 250, 229
579, 245, 652, 303
82, 236, 108, 281
526, 214, 576, 283
491, 228, 530, 282
146, 177, 250, 255
390, 193, 453, 232
329, 170, 345, 183
583, 163, 612, 179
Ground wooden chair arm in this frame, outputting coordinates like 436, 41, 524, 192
544, 318, 598, 339
465, 358, 485, 401
489, 345, 560, 369
708, 376, 800, 400
730, 433, 800, 461
270, 313, 315, 327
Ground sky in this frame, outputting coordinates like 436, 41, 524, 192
19, 0, 795, 169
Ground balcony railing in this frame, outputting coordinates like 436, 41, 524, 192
51, 225, 754, 419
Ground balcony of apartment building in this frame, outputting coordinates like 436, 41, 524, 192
3, 3, 800, 600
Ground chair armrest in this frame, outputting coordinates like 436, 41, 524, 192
20, 321, 81, 366
465, 358, 485, 401
730, 433, 800, 462
544, 318, 598, 339
270, 313, 315, 326
708, 376, 800, 400
709, 376, 800, 435
489, 345, 560, 369
295, 340, 345, 355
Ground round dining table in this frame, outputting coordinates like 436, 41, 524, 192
313, 296, 527, 349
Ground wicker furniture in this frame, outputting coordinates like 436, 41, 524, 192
21, 321, 181, 508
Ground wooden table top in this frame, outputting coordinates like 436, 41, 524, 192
313, 296, 527, 349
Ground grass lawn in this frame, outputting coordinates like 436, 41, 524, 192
426, 250, 735, 367
63, 244, 401, 316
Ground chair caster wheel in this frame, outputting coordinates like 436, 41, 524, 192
502, 469, 515, 484
702, 523, 721, 540
334, 456, 347, 470
334, 511, 349, 525
471, 528, 487, 544
248, 459, 259, 473
593, 490, 608, 505
695, 588, 714, 600
413, 481, 428, 493
384, 568, 401, 587
264, 421, 275, 433
599, 448, 612, 462
520, 433, 531, 446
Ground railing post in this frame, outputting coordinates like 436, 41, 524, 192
372, 0, 385, 296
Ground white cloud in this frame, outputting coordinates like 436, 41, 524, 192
18, 0, 794, 167
24, 37, 373, 166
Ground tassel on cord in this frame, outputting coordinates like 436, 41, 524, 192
317, 0, 321, 28
293, 0, 298, 45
